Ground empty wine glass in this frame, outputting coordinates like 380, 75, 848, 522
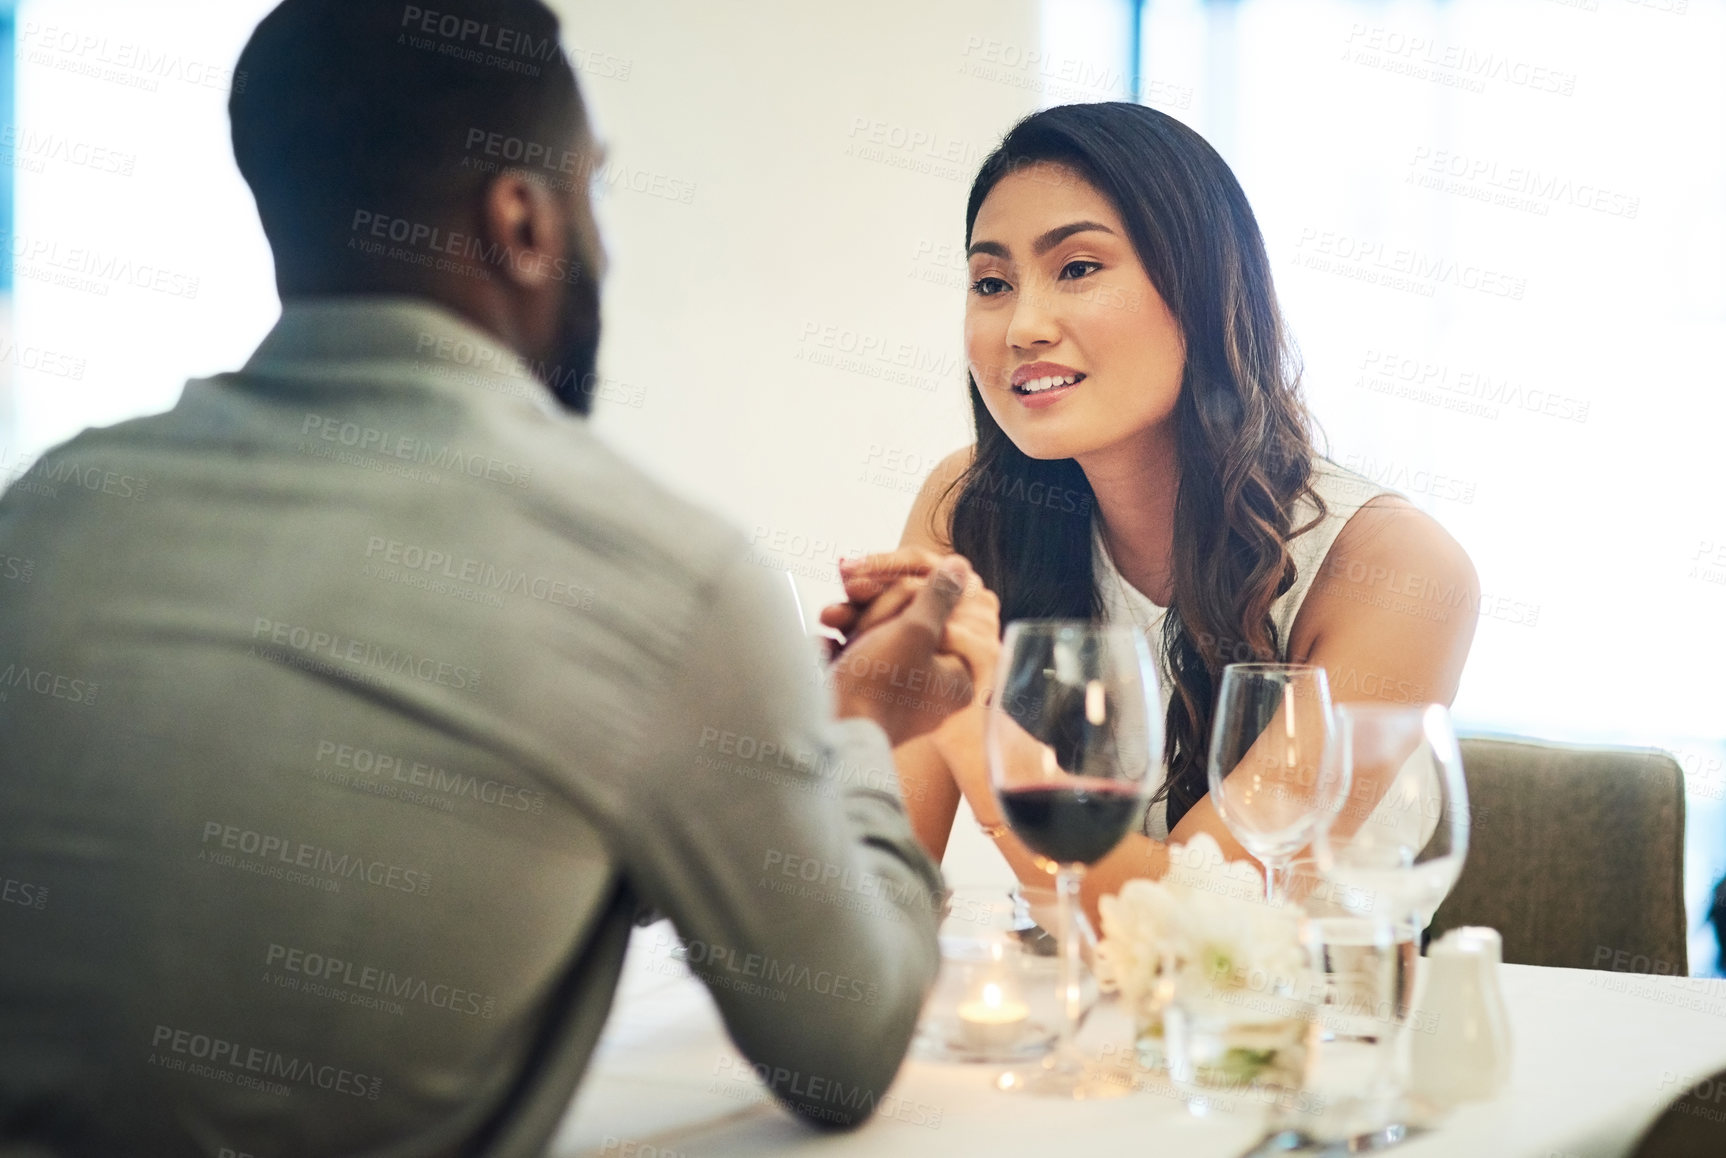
1207, 664, 1344, 904
987, 620, 1161, 1099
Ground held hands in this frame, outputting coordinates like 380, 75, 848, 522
821, 547, 1002, 768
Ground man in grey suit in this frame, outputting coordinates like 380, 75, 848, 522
0, 2, 996, 1155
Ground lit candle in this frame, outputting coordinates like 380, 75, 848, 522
956, 981, 1030, 1053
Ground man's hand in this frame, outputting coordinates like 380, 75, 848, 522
826, 554, 991, 748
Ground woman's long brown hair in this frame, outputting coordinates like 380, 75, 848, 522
947, 103, 1324, 832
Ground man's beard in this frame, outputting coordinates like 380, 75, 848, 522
546, 239, 602, 415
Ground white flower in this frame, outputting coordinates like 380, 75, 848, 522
1096, 835, 1310, 1023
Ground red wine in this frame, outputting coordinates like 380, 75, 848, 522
998, 783, 1144, 865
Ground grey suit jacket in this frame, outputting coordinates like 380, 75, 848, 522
0, 298, 943, 1158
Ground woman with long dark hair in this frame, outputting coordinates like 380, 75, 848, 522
825, 102, 1478, 916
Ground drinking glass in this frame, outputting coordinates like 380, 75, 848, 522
1313, 703, 1469, 932
1207, 664, 1343, 904
1311, 703, 1470, 1103
1285, 856, 1418, 1137
987, 620, 1161, 1099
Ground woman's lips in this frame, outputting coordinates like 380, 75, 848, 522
1010, 370, 1085, 409
1014, 379, 1080, 409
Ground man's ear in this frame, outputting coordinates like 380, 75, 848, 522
478, 171, 568, 291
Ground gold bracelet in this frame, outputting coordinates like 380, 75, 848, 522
978, 819, 1011, 840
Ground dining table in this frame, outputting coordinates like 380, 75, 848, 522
550, 925, 1726, 1158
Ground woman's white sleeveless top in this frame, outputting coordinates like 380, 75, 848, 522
1093, 457, 1400, 840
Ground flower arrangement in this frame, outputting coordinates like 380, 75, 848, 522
1097, 834, 1315, 1089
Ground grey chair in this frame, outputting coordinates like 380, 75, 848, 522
1426, 736, 1687, 974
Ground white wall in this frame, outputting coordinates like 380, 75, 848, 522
558, 0, 1036, 589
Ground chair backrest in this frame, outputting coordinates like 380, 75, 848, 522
1427, 736, 1687, 974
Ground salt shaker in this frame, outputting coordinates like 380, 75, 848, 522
1408, 926, 1513, 1105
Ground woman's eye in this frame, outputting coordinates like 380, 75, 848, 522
1059, 260, 1102, 281
969, 276, 1011, 297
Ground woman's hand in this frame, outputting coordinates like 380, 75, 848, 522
824, 549, 1002, 701
823, 549, 1004, 817
826, 555, 981, 747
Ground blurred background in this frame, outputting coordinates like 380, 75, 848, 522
1, 0, 1721, 966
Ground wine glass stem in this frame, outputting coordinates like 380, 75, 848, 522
1054, 864, 1085, 1065
1263, 857, 1290, 905
1374, 916, 1410, 1098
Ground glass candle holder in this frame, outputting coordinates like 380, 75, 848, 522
1163, 965, 1318, 1115
913, 885, 1093, 1064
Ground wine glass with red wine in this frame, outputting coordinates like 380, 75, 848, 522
987, 620, 1161, 1099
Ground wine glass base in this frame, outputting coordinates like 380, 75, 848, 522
994, 1056, 1138, 1100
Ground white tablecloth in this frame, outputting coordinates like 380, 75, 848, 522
550, 929, 1726, 1158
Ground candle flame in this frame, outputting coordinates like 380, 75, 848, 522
982, 982, 1003, 1009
